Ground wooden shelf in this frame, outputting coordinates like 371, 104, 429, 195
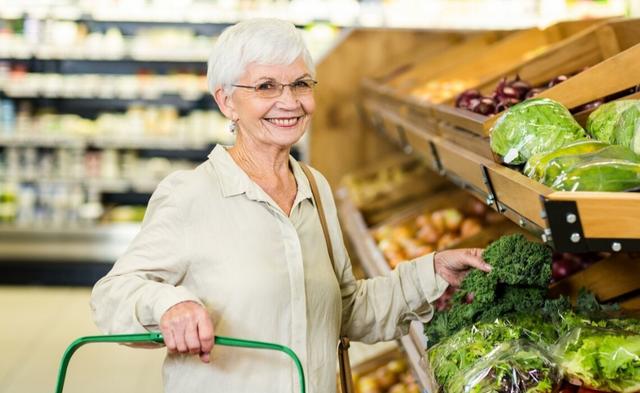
362, 98, 640, 253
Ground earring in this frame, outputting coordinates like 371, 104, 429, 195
228, 119, 238, 134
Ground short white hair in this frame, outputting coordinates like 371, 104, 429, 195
207, 19, 315, 93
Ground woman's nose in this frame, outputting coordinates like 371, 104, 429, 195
276, 85, 300, 108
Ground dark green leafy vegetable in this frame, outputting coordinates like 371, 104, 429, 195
425, 234, 552, 344
490, 98, 587, 165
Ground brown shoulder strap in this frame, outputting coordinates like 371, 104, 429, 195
299, 162, 335, 266
299, 162, 354, 393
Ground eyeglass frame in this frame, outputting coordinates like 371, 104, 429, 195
231, 79, 318, 98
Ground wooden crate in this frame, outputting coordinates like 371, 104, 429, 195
339, 153, 449, 226
433, 18, 640, 136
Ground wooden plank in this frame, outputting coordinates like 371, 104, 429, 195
549, 253, 640, 302
437, 122, 493, 160
399, 335, 432, 392
547, 192, 640, 239
620, 296, 640, 311
538, 43, 640, 110
596, 24, 622, 59
390, 32, 505, 94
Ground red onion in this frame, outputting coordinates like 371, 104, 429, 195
455, 89, 482, 109
548, 75, 568, 88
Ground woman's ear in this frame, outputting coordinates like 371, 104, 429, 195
213, 87, 237, 121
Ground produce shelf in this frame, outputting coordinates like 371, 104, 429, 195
364, 98, 640, 253
432, 18, 640, 136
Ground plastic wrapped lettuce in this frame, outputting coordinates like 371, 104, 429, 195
524, 140, 608, 181
612, 104, 640, 154
587, 100, 640, 143
554, 326, 640, 393
427, 317, 559, 392
551, 159, 640, 192
531, 144, 640, 187
490, 98, 588, 165
448, 341, 561, 393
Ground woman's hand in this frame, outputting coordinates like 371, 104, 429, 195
434, 248, 491, 286
160, 301, 214, 363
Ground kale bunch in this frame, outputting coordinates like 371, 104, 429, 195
426, 234, 553, 344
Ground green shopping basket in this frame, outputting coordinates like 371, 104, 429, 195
55, 332, 306, 393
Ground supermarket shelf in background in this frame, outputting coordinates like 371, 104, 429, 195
1, 89, 207, 103
0, 134, 217, 150
0, 176, 160, 194
0, 222, 140, 263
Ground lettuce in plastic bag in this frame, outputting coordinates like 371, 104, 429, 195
550, 159, 640, 192
587, 100, 640, 143
539, 145, 640, 187
448, 341, 561, 393
427, 316, 558, 392
524, 140, 609, 181
490, 98, 587, 165
554, 326, 640, 393
612, 104, 640, 155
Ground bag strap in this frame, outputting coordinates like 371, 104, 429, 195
299, 162, 354, 393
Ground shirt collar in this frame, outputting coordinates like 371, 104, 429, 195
208, 145, 313, 206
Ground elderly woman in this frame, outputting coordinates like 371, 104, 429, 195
91, 19, 490, 393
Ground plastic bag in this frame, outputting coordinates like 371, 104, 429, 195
490, 98, 587, 165
426, 317, 558, 392
587, 100, 640, 144
550, 159, 640, 192
448, 340, 561, 393
554, 326, 640, 393
524, 140, 608, 181
613, 104, 640, 155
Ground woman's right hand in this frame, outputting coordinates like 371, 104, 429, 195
160, 301, 214, 363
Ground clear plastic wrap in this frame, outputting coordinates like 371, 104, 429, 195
553, 326, 640, 393
550, 159, 640, 192
448, 340, 561, 393
523, 140, 608, 181
489, 98, 587, 165
586, 100, 640, 144
613, 104, 640, 155
426, 317, 559, 393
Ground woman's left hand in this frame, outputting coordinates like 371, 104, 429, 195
434, 248, 491, 286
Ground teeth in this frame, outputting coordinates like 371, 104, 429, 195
267, 117, 300, 127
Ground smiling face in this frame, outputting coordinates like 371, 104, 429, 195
215, 56, 315, 150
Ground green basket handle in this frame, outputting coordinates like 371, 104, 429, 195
55, 332, 306, 393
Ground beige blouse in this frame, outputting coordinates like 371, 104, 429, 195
90, 144, 449, 393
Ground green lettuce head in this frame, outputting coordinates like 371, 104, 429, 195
490, 98, 587, 165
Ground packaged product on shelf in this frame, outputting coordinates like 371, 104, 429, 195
489, 98, 588, 165
447, 341, 561, 393
554, 326, 640, 393
586, 100, 640, 144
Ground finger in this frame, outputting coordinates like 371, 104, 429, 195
467, 248, 485, 258
198, 318, 215, 363
462, 251, 492, 272
173, 324, 189, 353
163, 328, 177, 353
184, 322, 202, 355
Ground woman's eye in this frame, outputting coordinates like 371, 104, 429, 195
256, 82, 276, 91
293, 80, 312, 89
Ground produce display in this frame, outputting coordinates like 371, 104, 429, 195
354, 357, 420, 393
411, 79, 476, 103
488, 97, 640, 191
373, 197, 500, 268
555, 327, 640, 393
489, 98, 587, 165
455, 75, 561, 116
551, 252, 603, 283
425, 234, 553, 344
586, 101, 640, 144
424, 233, 640, 393
448, 341, 561, 393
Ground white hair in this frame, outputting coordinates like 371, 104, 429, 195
207, 19, 315, 94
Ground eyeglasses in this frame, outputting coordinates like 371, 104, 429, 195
232, 79, 318, 98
